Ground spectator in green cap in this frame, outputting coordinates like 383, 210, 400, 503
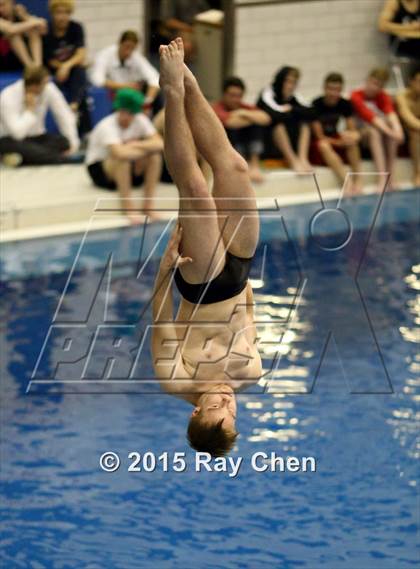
85, 88, 163, 224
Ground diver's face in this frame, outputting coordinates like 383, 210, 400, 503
324, 81, 342, 105
283, 73, 298, 99
193, 384, 237, 431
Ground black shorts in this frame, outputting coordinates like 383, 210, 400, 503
174, 251, 253, 305
87, 161, 144, 190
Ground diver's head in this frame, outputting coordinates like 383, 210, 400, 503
187, 384, 238, 457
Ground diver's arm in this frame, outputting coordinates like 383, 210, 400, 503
151, 224, 193, 390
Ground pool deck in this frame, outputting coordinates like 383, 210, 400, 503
0, 159, 415, 243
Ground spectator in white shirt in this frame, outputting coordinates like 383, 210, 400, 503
0, 65, 79, 166
90, 30, 160, 108
86, 88, 163, 224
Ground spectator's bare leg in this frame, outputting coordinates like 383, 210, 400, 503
9, 34, 34, 67
384, 135, 398, 190
160, 40, 226, 284
317, 140, 347, 184
407, 129, 420, 187
134, 152, 162, 219
249, 154, 264, 183
272, 124, 303, 172
297, 124, 312, 172
366, 125, 388, 193
103, 157, 143, 225
182, 51, 259, 258
345, 142, 363, 194
26, 29, 42, 66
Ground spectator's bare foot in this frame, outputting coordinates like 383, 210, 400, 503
289, 158, 304, 172
349, 179, 363, 195
143, 207, 161, 222
159, 38, 184, 94
289, 158, 312, 174
249, 166, 265, 184
300, 159, 314, 173
127, 212, 145, 225
377, 175, 390, 193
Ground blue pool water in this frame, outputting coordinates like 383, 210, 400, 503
1, 189, 419, 568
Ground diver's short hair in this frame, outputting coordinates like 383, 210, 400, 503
187, 417, 238, 457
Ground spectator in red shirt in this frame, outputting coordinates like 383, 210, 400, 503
351, 68, 404, 191
213, 77, 270, 183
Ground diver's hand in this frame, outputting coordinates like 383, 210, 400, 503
161, 223, 192, 271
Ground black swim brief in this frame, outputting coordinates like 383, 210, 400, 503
174, 251, 253, 305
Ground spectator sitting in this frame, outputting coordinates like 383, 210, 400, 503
257, 66, 313, 173
311, 72, 362, 194
379, 0, 420, 83
0, 65, 79, 166
0, 0, 47, 71
152, 0, 221, 63
85, 88, 163, 225
212, 77, 270, 183
396, 66, 420, 185
351, 68, 404, 192
43, 0, 91, 136
90, 30, 160, 109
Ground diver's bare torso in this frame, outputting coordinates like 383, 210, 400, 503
168, 284, 262, 402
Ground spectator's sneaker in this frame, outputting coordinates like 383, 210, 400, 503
2, 153, 23, 168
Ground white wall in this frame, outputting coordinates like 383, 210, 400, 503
73, 0, 145, 60
234, 0, 388, 102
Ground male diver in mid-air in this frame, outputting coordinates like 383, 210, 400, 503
152, 38, 262, 456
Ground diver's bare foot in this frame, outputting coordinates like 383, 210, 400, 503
413, 173, 420, 187
183, 62, 197, 88
159, 38, 184, 94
